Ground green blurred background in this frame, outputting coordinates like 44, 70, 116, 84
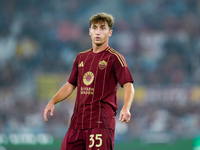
0, 0, 200, 149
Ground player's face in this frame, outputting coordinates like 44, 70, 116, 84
89, 22, 113, 46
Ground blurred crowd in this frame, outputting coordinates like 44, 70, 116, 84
0, 0, 200, 141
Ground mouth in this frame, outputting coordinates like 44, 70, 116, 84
95, 37, 101, 40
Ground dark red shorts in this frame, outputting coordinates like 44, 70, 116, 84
60, 128, 115, 150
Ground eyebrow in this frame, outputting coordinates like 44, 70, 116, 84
100, 25, 106, 27
92, 24, 106, 28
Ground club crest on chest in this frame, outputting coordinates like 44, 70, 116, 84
98, 60, 107, 70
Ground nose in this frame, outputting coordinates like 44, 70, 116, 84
95, 28, 100, 35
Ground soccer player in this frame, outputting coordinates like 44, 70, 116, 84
43, 12, 135, 150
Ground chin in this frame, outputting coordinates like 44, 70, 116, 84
94, 42, 103, 45
94, 44, 101, 47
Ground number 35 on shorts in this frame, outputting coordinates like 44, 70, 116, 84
89, 134, 102, 148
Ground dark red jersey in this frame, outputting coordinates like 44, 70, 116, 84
68, 46, 134, 130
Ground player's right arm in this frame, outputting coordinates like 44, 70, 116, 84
43, 82, 76, 121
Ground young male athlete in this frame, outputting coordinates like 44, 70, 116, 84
43, 12, 135, 150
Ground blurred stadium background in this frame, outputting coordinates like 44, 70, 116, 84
0, 0, 200, 149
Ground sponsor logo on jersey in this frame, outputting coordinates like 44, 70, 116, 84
83, 71, 94, 85
81, 87, 94, 95
98, 60, 107, 70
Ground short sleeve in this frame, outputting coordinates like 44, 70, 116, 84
113, 54, 134, 87
68, 55, 79, 86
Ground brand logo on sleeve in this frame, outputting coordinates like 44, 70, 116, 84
83, 71, 94, 85
98, 60, 107, 70
78, 61, 84, 67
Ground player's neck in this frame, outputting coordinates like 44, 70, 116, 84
92, 43, 108, 53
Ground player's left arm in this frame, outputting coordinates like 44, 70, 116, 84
119, 82, 135, 123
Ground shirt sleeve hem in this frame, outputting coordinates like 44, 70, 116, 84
120, 80, 134, 87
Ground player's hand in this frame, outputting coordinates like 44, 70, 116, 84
43, 102, 55, 122
119, 107, 131, 123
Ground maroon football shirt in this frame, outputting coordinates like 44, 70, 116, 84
68, 46, 134, 130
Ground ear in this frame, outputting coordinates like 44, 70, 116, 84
109, 30, 113, 37
89, 28, 91, 36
